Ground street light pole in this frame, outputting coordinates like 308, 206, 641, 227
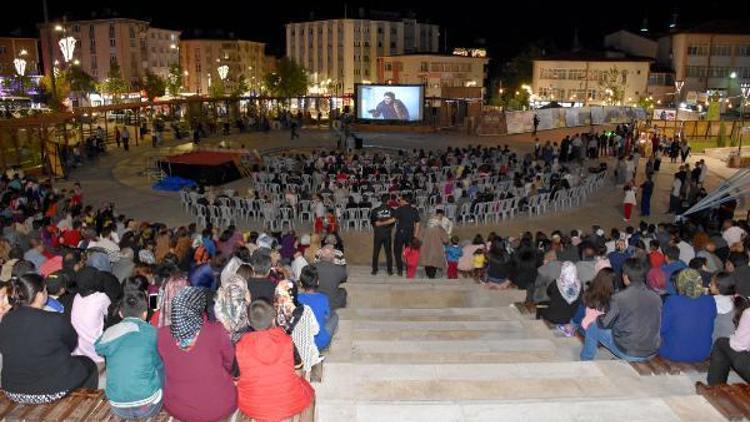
739, 82, 750, 157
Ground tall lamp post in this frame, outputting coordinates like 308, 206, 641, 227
673, 80, 684, 120
737, 81, 750, 156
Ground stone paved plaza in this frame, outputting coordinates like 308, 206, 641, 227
65, 125, 744, 266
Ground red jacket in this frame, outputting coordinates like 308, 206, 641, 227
236, 328, 314, 421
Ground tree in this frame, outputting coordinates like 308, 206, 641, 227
263, 58, 308, 97
1, 74, 32, 97
637, 96, 655, 112
165, 64, 184, 96
141, 70, 166, 101
97, 60, 129, 103
66, 66, 96, 104
598, 67, 626, 105
489, 41, 556, 109
209, 78, 226, 98
40, 73, 71, 111
229, 74, 249, 97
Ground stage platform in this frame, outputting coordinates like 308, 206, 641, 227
158, 151, 242, 185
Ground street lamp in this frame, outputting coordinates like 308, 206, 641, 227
13, 57, 27, 76
217, 65, 229, 81
58, 35, 76, 63
738, 82, 750, 157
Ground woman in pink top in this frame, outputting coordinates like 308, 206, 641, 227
708, 296, 750, 385
71, 268, 111, 363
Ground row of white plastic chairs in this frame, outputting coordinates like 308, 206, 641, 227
180, 171, 607, 231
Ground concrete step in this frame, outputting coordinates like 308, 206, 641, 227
345, 283, 526, 308
315, 361, 696, 402
348, 320, 555, 341
315, 396, 725, 422
338, 306, 523, 321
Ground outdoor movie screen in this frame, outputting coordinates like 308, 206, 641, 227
357, 84, 424, 122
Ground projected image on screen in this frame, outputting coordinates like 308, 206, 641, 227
357, 85, 424, 121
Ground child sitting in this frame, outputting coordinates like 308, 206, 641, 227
236, 299, 315, 421
472, 247, 486, 282
402, 238, 421, 279
44, 271, 73, 314
297, 266, 336, 351
710, 271, 736, 343
445, 236, 463, 279
95, 292, 163, 420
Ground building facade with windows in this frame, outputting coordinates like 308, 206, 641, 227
0, 37, 41, 77
286, 18, 439, 94
180, 39, 265, 95
532, 53, 651, 105
377, 53, 488, 98
665, 24, 750, 98
39, 19, 180, 87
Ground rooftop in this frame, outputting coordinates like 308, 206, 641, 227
534, 51, 653, 63
676, 20, 750, 35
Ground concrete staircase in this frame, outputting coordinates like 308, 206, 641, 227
315, 266, 726, 421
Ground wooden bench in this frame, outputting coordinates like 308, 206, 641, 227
696, 381, 750, 421
0, 389, 315, 421
629, 357, 709, 376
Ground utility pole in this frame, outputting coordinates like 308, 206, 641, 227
42, 0, 57, 102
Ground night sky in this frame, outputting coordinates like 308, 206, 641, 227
3, 1, 750, 62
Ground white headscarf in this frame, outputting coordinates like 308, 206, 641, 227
557, 261, 581, 304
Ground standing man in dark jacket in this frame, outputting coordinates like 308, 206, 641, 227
371, 194, 395, 275
393, 195, 421, 277
580, 258, 661, 361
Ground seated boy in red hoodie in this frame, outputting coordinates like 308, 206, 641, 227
235, 299, 315, 422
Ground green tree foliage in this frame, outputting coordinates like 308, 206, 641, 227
166, 64, 184, 96
40, 73, 71, 111
263, 58, 308, 97
141, 70, 166, 101
598, 67, 626, 105
96, 60, 129, 103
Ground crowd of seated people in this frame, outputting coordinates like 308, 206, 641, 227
0, 172, 347, 421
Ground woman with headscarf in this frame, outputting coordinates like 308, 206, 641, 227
214, 274, 252, 343
538, 261, 582, 336
658, 269, 717, 362
157, 287, 237, 422
419, 213, 449, 279
151, 274, 188, 328
275, 279, 322, 373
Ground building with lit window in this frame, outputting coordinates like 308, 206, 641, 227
658, 21, 750, 101
532, 52, 651, 105
377, 53, 488, 99
180, 37, 265, 95
38, 18, 180, 87
286, 14, 439, 94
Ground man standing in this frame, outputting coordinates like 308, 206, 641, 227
121, 126, 130, 151
114, 127, 121, 149
532, 114, 540, 136
371, 194, 395, 275
393, 195, 420, 277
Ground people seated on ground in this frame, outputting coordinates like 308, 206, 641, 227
315, 247, 348, 310
95, 291, 163, 419
298, 265, 336, 351
726, 251, 750, 297
707, 296, 750, 385
485, 238, 514, 289
581, 258, 661, 361
0, 274, 99, 404
236, 299, 315, 421
44, 270, 73, 314
71, 267, 112, 364
537, 262, 581, 336
661, 246, 687, 296
577, 268, 615, 333
275, 279, 322, 373
245, 251, 277, 302
659, 269, 717, 363
533, 250, 562, 304
458, 235, 485, 277
710, 272, 736, 343
214, 274, 252, 343
157, 287, 237, 422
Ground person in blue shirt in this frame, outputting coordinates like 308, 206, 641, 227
661, 246, 687, 296
297, 265, 335, 351
659, 269, 717, 362
444, 236, 463, 279
607, 239, 631, 286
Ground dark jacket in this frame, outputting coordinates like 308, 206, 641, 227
598, 283, 662, 358
0, 307, 90, 395
539, 282, 581, 325
315, 261, 347, 310
247, 277, 277, 303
